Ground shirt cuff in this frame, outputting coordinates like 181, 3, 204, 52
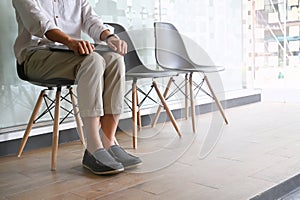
93, 24, 114, 43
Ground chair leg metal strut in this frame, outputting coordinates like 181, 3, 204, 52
151, 73, 228, 134
131, 79, 183, 149
152, 81, 182, 138
151, 77, 174, 128
17, 86, 85, 170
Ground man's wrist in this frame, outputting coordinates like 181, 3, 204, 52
105, 34, 118, 43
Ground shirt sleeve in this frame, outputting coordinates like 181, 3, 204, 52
12, 0, 59, 38
81, 0, 111, 43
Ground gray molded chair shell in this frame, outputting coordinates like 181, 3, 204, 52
105, 22, 178, 80
153, 22, 228, 133
154, 22, 225, 73
105, 22, 182, 148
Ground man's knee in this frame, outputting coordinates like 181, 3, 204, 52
79, 52, 106, 75
102, 52, 126, 75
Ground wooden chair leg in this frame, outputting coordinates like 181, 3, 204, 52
136, 91, 142, 130
132, 81, 138, 149
204, 75, 228, 124
151, 77, 173, 128
51, 87, 61, 171
17, 90, 45, 157
69, 87, 86, 147
153, 81, 182, 137
189, 73, 196, 133
185, 74, 189, 120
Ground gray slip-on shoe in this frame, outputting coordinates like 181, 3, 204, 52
82, 149, 124, 175
108, 145, 142, 169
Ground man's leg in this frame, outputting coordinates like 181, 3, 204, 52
101, 114, 120, 149
74, 52, 124, 174
82, 116, 102, 152
100, 52, 142, 169
25, 50, 124, 174
26, 50, 107, 151
99, 52, 125, 147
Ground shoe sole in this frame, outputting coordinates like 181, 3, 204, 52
124, 162, 143, 170
83, 164, 124, 175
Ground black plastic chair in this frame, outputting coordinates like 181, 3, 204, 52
153, 22, 228, 133
16, 62, 85, 171
105, 22, 182, 149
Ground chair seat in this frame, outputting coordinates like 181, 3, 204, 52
28, 78, 76, 88
126, 66, 178, 79
17, 62, 75, 87
162, 64, 225, 73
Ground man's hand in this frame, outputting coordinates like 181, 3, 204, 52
66, 39, 95, 55
106, 35, 127, 56
45, 29, 94, 55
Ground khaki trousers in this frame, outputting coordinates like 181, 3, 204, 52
24, 49, 125, 118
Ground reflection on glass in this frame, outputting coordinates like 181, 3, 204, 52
0, 0, 243, 130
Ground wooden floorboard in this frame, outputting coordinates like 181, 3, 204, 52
1, 102, 300, 199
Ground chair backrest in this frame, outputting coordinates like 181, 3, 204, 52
105, 22, 144, 73
154, 22, 194, 71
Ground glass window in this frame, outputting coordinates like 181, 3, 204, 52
246, 0, 300, 97
0, 0, 244, 131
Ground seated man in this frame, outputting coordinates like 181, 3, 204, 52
12, 0, 142, 175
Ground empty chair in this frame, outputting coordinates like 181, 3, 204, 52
105, 22, 182, 149
153, 22, 228, 133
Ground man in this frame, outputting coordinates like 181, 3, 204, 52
12, 0, 142, 175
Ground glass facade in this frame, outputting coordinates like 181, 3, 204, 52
245, 0, 300, 90
0, 0, 243, 132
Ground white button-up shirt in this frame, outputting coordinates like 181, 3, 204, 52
12, 0, 109, 64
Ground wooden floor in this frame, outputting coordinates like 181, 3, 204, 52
1, 102, 300, 200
